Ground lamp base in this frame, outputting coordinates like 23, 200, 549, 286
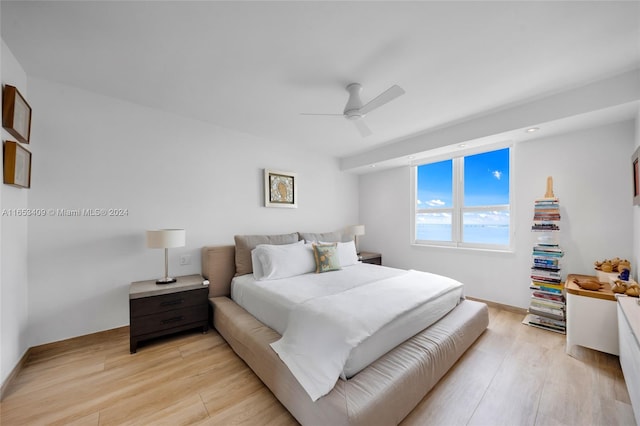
156, 277, 177, 285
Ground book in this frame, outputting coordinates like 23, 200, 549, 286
532, 250, 564, 258
530, 276, 562, 284
532, 224, 560, 231
532, 290, 564, 302
533, 245, 563, 252
529, 301, 564, 314
530, 298, 565, 311
530, 267, 562, 277
526, 313, 566, 328
530, 274, 562, 283
530, 282, 564, 294
522, 314, 566, 334
531, 280, 563, 288
529, 307, 565, 321
533, 256, 560, 266
533, 215, 561, 221
531, 265, 561, 272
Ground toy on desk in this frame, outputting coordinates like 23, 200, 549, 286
594, 257, 631, 273
572, 277, 602, 291
625, 283, 639, 297
612, 280, 628, 294
597, 261, 614, 272
611, 268, 639, 297
619, 268, 630, 281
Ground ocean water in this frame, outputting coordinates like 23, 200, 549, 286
416, 224, 510, 245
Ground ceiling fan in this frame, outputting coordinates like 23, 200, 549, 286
301, 83, 405, 137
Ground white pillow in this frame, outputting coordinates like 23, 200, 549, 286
321, 240, 359, 267
252, 241, 316, 280
251, 248, 266, 280
252, 242, 302, 280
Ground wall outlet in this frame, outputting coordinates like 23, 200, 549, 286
179, 254, 192, 266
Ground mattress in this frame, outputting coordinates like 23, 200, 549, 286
231, 263, 464, 378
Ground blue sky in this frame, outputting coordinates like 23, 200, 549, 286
417, 148, 509, 208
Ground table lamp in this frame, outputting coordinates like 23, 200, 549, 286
351, 224, 365, 254
146, 229, 186, 284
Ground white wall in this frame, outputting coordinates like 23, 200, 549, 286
359, 120, 635, 309
634, 107, 640, 282
24, 77, 359, 347
1, 40, 30, 386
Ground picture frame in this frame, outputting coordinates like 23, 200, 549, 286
2, 85, 32, 144
3, 141, 31, 188
633, 145, 639, 206
264, 169, 297, 208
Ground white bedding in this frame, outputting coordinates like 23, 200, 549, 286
271, 269, 464, 400
231, 263, 464, 381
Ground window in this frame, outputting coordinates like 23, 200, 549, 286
413, 146, 511, 249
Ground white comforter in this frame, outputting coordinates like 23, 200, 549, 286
269, 269, 464, 401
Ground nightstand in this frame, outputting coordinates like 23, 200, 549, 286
358, 251, 382, 265
129, 274, 209, 353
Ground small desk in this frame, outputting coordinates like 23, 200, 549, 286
565, 273, 619, 355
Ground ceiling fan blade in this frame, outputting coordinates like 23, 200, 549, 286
352, 119, 372, 137
359, 84, 405, 115
300, 113, 343, 116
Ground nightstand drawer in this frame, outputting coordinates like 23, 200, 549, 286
130, 305, 207, 336
130, 287, 207, 318
359, 251, 382, 265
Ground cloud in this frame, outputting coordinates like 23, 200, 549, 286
416, 211, 451, 224
492, 170, 502, 180
427, 199, 445, 207
463, 210, 510, 225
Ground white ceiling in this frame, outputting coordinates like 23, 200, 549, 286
2, 1, 639, 163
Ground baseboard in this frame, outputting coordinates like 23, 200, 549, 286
0, 326, 129, 401
27, 326, 129, 357
0, 347, 31, 401
466, 296, 528, 315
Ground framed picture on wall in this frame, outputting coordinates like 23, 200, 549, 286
4, 141, 31, 188
633, 145, 639, 206
2, 85, 32, 144
264, 169, 297, 208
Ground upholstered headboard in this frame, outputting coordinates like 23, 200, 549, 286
201, 245, 236, 297
201, 230, 352, 298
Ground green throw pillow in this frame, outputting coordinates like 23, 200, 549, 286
312, 243, 341, 273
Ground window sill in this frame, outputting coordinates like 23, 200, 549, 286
411, 242, 514, 255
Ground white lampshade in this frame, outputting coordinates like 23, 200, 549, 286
350, 225, 365, 255
351, 225, 365, 236
146, 229, 186, 249
146, 229, 186, 285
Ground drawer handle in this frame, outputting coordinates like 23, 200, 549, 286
160, 299, 184, 307
162, 316, 184, 324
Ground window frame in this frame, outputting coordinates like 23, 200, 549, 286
411, 143, 514, 252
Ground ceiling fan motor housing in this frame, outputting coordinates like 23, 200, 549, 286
344, 83, 365, 119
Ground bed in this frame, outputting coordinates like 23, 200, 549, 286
202, 234, 489, 425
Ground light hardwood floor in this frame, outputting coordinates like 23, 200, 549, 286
0, 306, 636, 425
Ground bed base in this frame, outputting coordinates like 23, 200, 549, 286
211, 296, 488, 426
202, 245, 489, 425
